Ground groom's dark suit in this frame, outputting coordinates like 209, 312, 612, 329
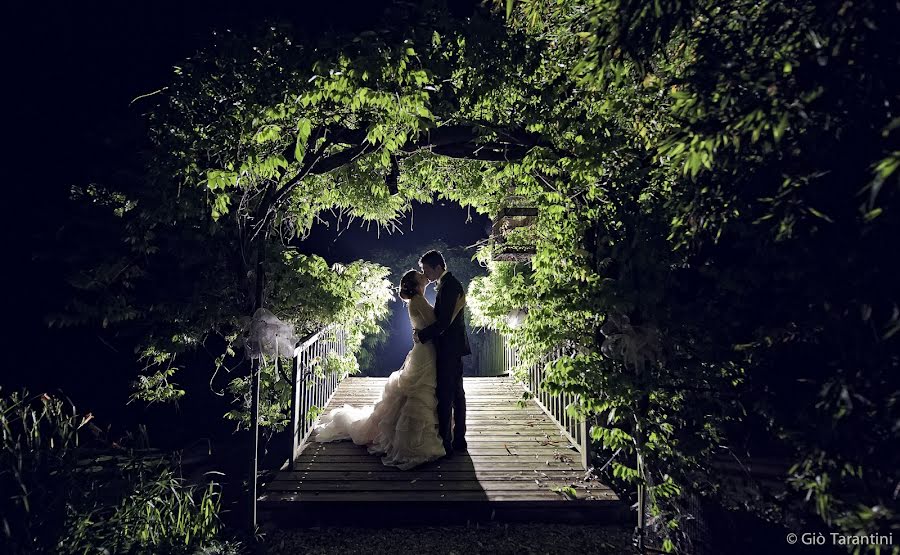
418, 271, 471, 453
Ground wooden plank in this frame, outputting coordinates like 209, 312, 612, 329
321, 401, 533, 405
311, 431, 570, 438
296, 452, 576, 460
345, 393, 522, 397
325, 394, 529, 397
330, 388, 524, 392
321, 398, 536, 402
309, 432, 572, 439
303, 438, 571, 448
320, 406, 540, 411
326, 392, 527, 396
300, 451, 579, 458
318, 403, 545, 412
305, 441, 576, 453
324, 401, 541, 410
460, 429, 564, 435
328, 389, 526, 394
333, 381, 518, 384
291, 463, 579, 472
267, 478, 596, 488
327, 390, 525, 394
331, 384, 523, 388
305, 425, 568, 433
305, 439, 574, 448
293, 454, 579, 465
308, 439, 574, 448
299, 450, 576, 457
302, 440, 571, 449
300, 445, 577, 456
318, 408, 545, 413
450, 430, 569, 435
295, 455, 582, 465
274, 470, 593, 482
426, 435, 572, 442
439, 424, 561, 429
259, 491, 592, 502
332, 384, 520, 389
301, 441, 574, 451
293, 457, 580, 467
336, 378, 517, 383
325, 392, 533, 396
320, 408, 546, 416
265, 481, 616, 496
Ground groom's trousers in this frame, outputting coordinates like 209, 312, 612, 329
436, 356, 466, 451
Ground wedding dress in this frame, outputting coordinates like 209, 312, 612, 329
312, 294, 446, 469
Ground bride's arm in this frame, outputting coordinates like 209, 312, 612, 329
410, 296, 431, 326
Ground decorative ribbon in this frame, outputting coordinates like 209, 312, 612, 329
245, 308, 300, 360
600, 311, 662, 372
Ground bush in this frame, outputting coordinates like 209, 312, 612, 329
1, 390, 230, 555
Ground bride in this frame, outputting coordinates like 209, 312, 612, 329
312, 269, 464, 470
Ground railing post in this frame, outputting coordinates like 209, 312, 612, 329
247, 238, 266, 534
635, 388, 649, 552
580, 404, 590, 470
497, 334, 594, 471
290, 352, 301, 463
637, 455, 646, 553
298, 353, 308, 460
248, 356, 261, 532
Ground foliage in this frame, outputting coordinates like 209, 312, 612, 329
130, 364, 186, 405
51, 2, 526, 429
49, 3, 510, 425
225, 257, 392, 430
0, 390, 229, 555
478, 0, 898, 550
54, 0, 899, 551
52, 164, 394, 422
62, 464, 221, 555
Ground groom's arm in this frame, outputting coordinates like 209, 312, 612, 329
418, 280, 462, 343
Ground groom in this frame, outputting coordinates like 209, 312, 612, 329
414, 249, 471, 455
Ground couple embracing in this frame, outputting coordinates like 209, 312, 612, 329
313, 249, 470, 469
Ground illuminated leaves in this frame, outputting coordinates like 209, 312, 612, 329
294, 118, 311, 161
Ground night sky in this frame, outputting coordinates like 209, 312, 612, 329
7, 1, 487, 441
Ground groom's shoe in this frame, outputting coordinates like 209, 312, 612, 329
442, 442, 454, 457
451, 440, 468, 453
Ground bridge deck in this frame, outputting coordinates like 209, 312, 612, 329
259, 376, 627, 525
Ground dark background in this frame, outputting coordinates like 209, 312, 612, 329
6, 0, 486, 447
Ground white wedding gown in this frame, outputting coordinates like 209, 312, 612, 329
312, 295, 446, 469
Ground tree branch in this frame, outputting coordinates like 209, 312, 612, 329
252, 121, 558, 236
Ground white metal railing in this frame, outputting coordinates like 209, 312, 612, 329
488, 330, 590, 469
289, 326, 349, 463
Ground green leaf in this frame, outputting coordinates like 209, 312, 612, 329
254, 124, 282, 144
863, 207, 882, 222
295, 118, 312, 161
773, 114, 788, 141
807, 207, 834, 223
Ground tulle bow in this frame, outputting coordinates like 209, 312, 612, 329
600, 311, 662, 373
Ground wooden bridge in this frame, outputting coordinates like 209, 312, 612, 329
255, 329, 628, 526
